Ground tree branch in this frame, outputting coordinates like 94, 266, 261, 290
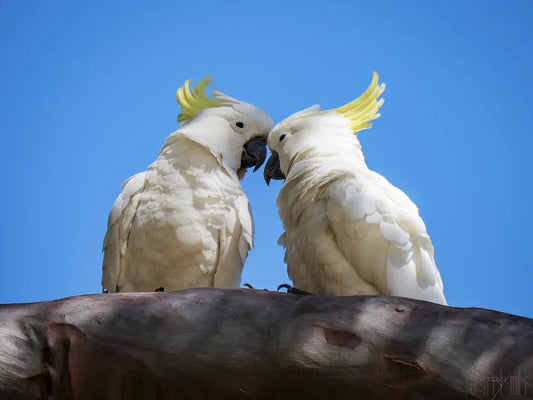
0, 289, 531, 399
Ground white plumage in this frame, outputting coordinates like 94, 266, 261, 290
264, 72, 446, 304
102, 77, 273, 292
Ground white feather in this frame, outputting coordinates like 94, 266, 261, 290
102, 98, 273, 292
270, 109, 447, 305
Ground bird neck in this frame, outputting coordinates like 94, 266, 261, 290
285, 139, 368, 182
277, 143, 368, 226
169, 118, 243, 171
155, 131, 240, 182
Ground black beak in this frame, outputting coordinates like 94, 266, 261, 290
241, 137, 267, 172
264, 152, 285, 185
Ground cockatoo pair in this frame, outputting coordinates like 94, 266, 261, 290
102, 74, 447, 305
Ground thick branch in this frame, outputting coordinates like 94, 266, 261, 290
0, 289, 531, 399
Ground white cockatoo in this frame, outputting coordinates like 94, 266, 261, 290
102, 76, 274, 292
264, 72, 446, 304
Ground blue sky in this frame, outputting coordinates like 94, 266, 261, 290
1, 1, 532, 318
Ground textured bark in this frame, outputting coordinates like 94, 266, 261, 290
0, 288, 531, 400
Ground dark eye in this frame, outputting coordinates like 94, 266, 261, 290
279, 134, 286, 142
231, 120, 248, 133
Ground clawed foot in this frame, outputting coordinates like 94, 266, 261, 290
242, 283, 268, 291
277, 284, 312, 295
155, 286, 165, 292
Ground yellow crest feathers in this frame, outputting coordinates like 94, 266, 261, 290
336, 71, 385, 132
176, 76, 224, 122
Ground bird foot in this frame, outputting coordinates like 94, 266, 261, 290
277, 284, 312, 295
155, 286, 165, 292
242, 283, 268, 291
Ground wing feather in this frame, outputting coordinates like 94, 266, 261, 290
326, 172, 446, 304
101, 172, 146, 292
212, 195, 253, 288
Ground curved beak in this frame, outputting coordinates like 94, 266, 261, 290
241, 137, 267, 172
263, 152, 285, 185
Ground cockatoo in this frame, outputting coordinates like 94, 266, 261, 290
102, 76, 274, 292
264, 72, 446, 304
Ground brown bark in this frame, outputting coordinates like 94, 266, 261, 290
0, 288, 531, 399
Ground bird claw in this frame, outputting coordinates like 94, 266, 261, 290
243, 283, 268, 291
277, 284, 312, 295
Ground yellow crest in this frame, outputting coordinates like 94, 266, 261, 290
176, 76, 224, 122
336, 71, 385, 132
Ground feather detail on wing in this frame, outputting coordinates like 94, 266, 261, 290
101, 172, 146, 292
326, 172, 446, 304
212, 195, 254, 287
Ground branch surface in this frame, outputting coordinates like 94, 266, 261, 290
0, 289, 531, 399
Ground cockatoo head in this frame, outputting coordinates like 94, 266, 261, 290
176, 76, 274, 178
264, 72, 385, 184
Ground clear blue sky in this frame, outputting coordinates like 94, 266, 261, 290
1, 1, 532, 318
